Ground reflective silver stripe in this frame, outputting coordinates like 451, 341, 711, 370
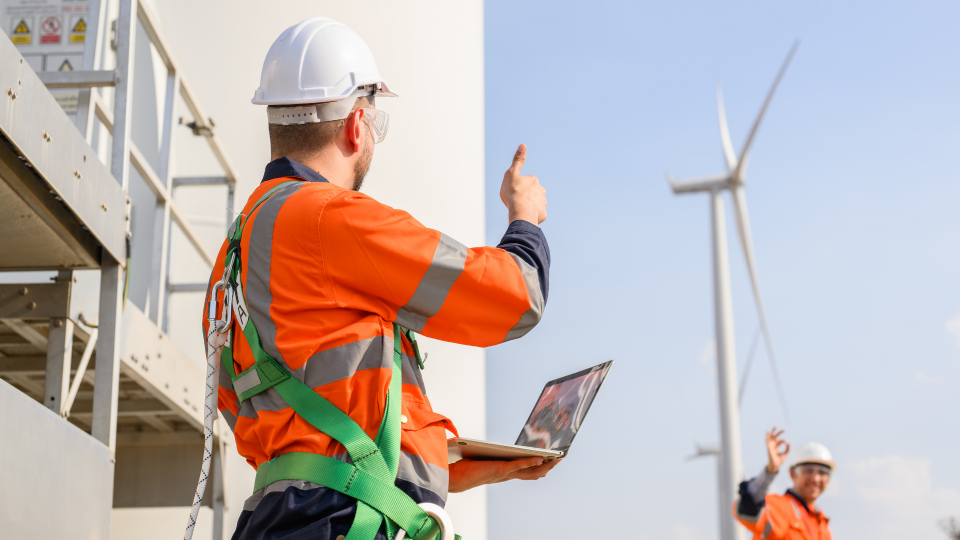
244, 182, 305, 374
503, 253, 545, 342
218, 357, 234, 389
242, 452, 448, 513
761, 518, 773, 540
221, 408, 238, 432
737, 511, 760, 524
330, 452, 354, 465
233, 369, 262, 396
301, 337, 390, 388
791, 501, 801, 518
237, 335, 396, 417
251, 387, 290, 412
396, 234, 468, 332
242, 479, 324, 512
398, 451, 449, 500
242, 453, 353, 511
237, 387, 290, 417
237, 399, 258, 418
402, 352, 427, 396
303, 335, 425, 395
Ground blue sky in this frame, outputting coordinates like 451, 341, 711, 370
482, 1, 960, 538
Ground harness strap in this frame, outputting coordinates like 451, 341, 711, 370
254, 452, 441, 540
214, 180, 451, 540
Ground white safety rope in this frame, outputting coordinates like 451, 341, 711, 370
184, 277, 231, 540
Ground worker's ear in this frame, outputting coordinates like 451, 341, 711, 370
344, 108, 365, 153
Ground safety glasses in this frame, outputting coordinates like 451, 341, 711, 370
796, 464, 832, 478
360, 108, 389, 144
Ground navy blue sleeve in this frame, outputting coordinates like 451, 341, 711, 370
496, 220, 550, 303
736, 479, 767, 518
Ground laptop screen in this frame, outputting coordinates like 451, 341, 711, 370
514, 361, 612, 451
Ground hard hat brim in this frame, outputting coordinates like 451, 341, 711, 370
791, 458, 836, 471
252, 82, 397, 106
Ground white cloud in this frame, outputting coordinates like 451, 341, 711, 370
827, 454, 960, 539
669, 524, 702, 540
945, 313, 960, 348
698, 339, 716, 366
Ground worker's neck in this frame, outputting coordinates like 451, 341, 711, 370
791, 489, 818, 511
275, 150, 355, 191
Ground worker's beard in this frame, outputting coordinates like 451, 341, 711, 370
351, 142, 373, 191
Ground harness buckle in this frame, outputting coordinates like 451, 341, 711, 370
394, 503, 454, 540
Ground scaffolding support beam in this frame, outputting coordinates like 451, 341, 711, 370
92, 253, 124, 452
38, 70, 117, 89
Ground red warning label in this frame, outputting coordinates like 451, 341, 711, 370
41, 16, 61, 44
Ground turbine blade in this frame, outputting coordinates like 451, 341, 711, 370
731, 186, 791, 422
717, 85, 737, 171
732, 40, 799, 183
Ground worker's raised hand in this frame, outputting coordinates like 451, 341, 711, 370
500, 144, 547, 225
448, 457, 562, 493
765, 426, 790, 474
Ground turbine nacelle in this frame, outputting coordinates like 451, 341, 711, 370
668, 42, 799, 422
668, 173, 734, 194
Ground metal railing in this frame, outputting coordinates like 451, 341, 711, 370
48, 0, 236, 333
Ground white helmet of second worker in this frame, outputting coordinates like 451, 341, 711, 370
788, 442, 836, 471
252, 17, 396, 124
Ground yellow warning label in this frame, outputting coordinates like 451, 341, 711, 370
70, 34, 85, 43
72, 19, 86, 33
11, 20, 30, 43
59, 59, 73, 71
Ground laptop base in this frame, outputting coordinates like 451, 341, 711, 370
447, 438, 564, 464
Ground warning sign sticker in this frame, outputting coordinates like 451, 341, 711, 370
58, 58, 72, 71
69, 16, 85, 43
41, 16, 61, 44
6, 1, 89, 54
11, 18, 31, 44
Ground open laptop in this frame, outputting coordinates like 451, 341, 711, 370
448, 360, 613, 462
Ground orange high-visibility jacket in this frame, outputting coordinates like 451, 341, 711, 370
734, 490, 833, 540
202, 158, 549, 513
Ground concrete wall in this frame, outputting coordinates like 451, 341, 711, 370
117, 1, 487, 538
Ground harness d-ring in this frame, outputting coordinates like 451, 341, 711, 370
394, 503, 454, 540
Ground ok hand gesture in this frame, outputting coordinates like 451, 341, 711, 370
765, 427, 790, 474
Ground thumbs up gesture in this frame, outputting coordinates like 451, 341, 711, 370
500, 144, 547, 225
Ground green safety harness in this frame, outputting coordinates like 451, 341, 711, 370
213, 181, 457, 540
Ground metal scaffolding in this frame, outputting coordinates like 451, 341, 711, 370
0, 1, 237, 537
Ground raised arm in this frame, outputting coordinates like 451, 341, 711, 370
320, 145, 549, 347
734, 428, 791, 531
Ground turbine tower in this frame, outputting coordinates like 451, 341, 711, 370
669, 42, 797, 540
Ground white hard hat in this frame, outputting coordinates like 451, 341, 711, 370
253, 17, 396, 118
788, 442, 836, 471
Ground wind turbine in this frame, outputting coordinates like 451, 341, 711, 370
669, 42, 797, 540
